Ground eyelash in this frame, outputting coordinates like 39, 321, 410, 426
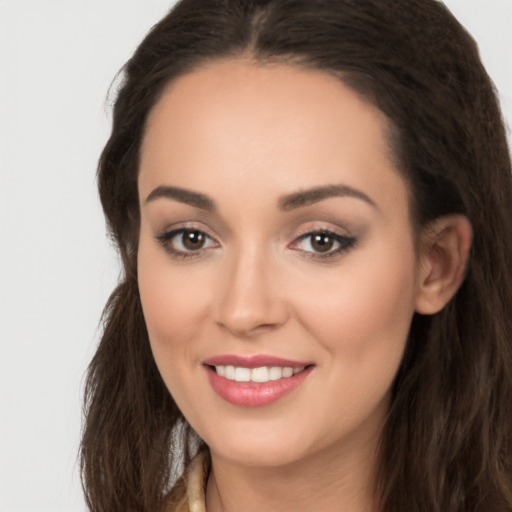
291, 229, 357, 259
155, 227, 219, 260
155, 227, 356, 260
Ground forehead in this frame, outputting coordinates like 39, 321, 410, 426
139, 59, 408, 218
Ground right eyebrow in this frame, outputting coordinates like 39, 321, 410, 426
144, 185, 216, 212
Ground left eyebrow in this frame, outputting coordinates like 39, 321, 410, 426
278, 184, 378, 211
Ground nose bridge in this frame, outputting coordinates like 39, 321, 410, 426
215, 241, 286, 336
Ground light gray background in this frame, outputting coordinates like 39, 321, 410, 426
0, 1, 511, 510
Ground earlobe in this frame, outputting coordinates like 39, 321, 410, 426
414, 214, 472, 315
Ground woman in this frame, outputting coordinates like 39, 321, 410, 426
80, 0, 512, 510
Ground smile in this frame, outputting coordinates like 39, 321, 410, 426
212, 365, 305, 383
203, 355, 314, 407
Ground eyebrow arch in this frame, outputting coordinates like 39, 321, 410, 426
145, 185, 216, 212
279, 184, 378, 211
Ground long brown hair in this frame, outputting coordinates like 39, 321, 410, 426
81, 1, 512, 510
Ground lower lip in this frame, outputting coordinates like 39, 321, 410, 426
204, 365, 314, 407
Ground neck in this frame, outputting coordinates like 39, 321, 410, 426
205, 433, 380, 512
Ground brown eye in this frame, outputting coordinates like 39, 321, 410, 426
310, 233, 335, 253
290, 230, 356, 258
156, 227, 218, 259
182, 230, 206, 250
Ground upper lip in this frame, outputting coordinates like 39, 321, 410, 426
203, 354, 313, 368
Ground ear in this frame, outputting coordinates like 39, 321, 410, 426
414, 214, 472, 315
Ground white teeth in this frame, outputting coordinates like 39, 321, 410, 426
234, 367, 251, 382
225, 365, 235, 380
269, 367, 283, 381
251, 366, 269, 383
214, 365, 306, 383
282, 367, 293, 378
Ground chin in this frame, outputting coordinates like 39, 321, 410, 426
210, 438, 310, 469
200, 416, 327, 469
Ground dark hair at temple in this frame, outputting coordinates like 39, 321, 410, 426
81, 1, 512, 510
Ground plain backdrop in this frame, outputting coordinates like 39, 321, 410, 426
0, 1, 511, 511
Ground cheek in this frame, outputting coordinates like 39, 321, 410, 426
294, 244, 417, 375
284, 249, 417, 446
137, 238, 212, 387
139, 266, 207, 345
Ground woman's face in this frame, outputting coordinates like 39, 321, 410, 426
138, 60, 422, 468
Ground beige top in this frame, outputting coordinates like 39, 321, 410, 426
166, 450, 210, 512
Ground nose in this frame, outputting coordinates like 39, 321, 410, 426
214, 246, 289, 338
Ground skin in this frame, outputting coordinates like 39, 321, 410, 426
137, 60, 471, 512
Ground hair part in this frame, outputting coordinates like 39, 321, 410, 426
82, 1, 512, 510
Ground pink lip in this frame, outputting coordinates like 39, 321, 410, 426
203, 354, 312, 368
202, 354, 314, 408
